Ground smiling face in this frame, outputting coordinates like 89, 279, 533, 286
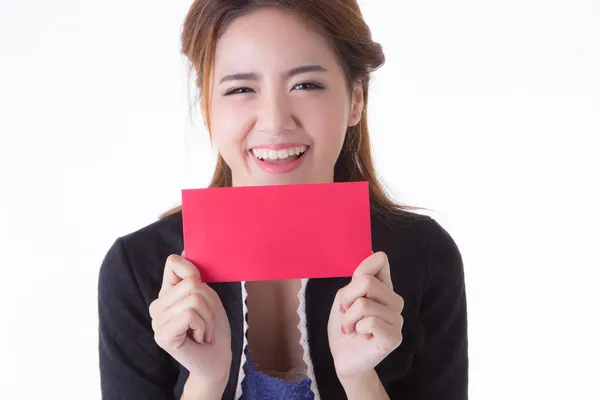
208, 7, 364, 187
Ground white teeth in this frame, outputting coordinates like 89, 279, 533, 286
251, 145, 307, 160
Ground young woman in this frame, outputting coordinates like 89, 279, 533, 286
98, 1, 469, 399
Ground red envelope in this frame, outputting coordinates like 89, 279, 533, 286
181, 181, 372, 282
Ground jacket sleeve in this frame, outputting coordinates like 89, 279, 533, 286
391, 218, 469, 399
98, 238, 178, 400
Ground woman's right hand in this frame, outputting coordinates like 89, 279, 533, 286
149, 253, 232, 395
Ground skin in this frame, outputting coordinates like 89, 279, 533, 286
208, 7, 363, 187
150, 8, 405, 400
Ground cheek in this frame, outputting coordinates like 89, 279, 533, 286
209, 101, 252, 155
297, 98, 348, 158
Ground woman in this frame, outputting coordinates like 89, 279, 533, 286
98, 1, 468, 399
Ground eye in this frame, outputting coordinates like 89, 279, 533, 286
224, 87, 255, 96
292, 82, 324, 91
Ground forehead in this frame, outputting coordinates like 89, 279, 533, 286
213, 8, 338, 74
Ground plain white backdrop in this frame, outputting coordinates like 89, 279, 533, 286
1, 0, 598, 398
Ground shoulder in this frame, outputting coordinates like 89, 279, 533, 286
99, 211, 184, 306
371, 208, 432, 244
371, 209, 464, 311
370, 209, 433, 280
420, 216, 464, 288
375, 209, 465, 313
119, 210, 184, 263
372, 209, 462, 275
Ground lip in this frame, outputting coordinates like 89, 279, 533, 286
250, 146, 309, 174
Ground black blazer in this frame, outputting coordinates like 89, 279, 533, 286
98, 209, 468, 399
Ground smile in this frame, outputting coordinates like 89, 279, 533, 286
249, 144, 309, 174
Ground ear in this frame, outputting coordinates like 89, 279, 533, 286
347, 84, 364, 127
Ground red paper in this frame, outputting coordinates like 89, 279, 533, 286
181, 181, 372, 283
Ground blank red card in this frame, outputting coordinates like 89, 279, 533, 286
181, 181, 372, 283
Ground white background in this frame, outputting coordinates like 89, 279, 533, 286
1, 0, 598, 398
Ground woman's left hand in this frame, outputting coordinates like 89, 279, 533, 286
327, 251, 405, 383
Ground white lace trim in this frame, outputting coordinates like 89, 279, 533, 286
235, 281, 249, 399
298, 278, 321, 399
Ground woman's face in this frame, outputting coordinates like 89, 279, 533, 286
208, 7, 363, 187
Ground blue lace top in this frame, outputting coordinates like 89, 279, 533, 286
240, 347, 314, 400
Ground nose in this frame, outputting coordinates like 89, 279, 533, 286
255, 90, 297, 135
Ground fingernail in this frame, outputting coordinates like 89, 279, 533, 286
341, 325, 346, 335
339, 303, 345, 313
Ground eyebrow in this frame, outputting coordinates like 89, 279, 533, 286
218, 64, 328, 84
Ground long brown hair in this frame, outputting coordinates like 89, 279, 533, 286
161, 0, 429, 219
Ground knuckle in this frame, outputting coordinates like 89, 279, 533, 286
188, 293, 205, 309
361, 274, 373, 285
148, 301, 157, 317
379, 251, 389, 266
385, 338, 398, 353
207, 286, 221, 306
355, 297, 369, 313
335, 288, 346, 304
363, 275, 379, 294
385, 336, 402, 352
177, 278, 194, 293
365, 316, 378, 330
182, 307, 197, 321
379, 341, 392, 353
180, 278, 200, 296
369, 251, 385, 267
396, 295, 405, 312
165, 253, 179, 268
189, 276, 203, 290
154, 331, 166, 347
181, 277, 195, 291
360, 274, 372, 288
151, 317, 163, 333
381, 336, 401, 352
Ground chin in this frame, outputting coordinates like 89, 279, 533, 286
252, 173, 314, 187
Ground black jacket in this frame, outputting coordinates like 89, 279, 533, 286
98, 209, 468, 399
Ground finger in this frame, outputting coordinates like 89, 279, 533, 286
341, 297, 402, 335
339, 274, 404, 313
151, 279, 220, 344
155, 308, 206, 351
160, 254, 201, 297
152, 292, 215, 343
151, 277, 217, 318
353, 251, 392, 289
355, 316, 403, 353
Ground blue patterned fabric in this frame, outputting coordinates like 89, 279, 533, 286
240, 347, 314, 400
